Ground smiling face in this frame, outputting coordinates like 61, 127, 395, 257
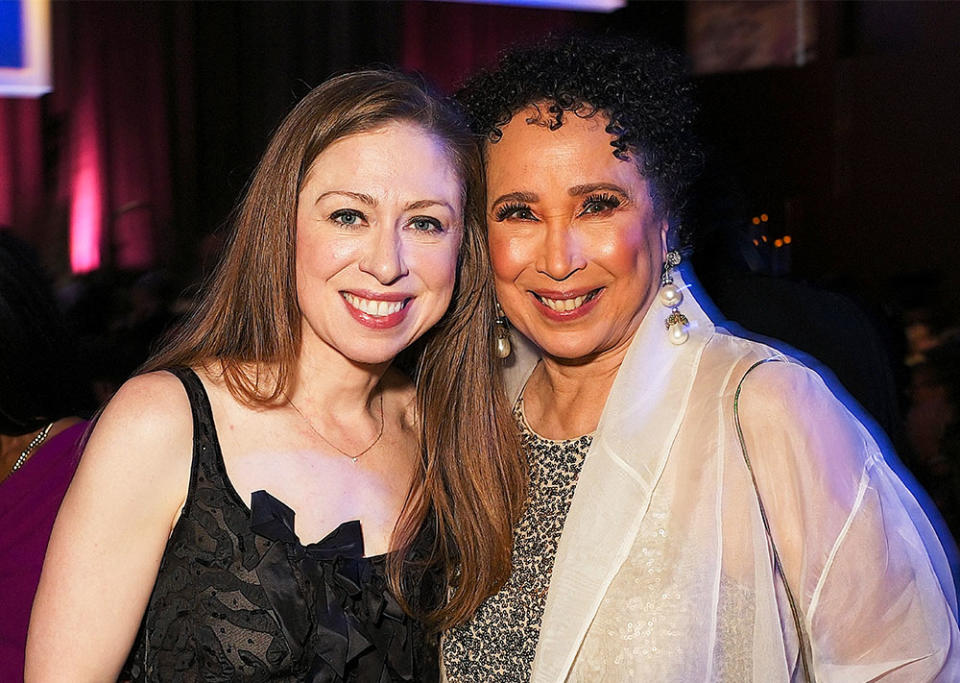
295, 121, 463, 366
486, 107, 668, 363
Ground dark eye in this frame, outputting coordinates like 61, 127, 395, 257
330, 209, 365, 227
494, 203, 536, 222
580, 193, 621, 216
410, 216, 444, 233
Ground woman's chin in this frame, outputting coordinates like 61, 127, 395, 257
317, 338, 408, 368
524, 328, 637, 366
344, 347, 406, 367
531, 338, 603, 365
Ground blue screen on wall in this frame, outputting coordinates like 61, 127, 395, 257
0, 0, 25, 68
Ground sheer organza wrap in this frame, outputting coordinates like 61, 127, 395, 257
497, 270, 959, 682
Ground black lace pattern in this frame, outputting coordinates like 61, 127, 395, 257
122, 368, 438, 682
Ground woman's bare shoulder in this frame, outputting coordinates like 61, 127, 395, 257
81, 370, 194, 483
97, 370, 192, 437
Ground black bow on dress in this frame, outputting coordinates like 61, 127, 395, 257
249, 490, 414, 683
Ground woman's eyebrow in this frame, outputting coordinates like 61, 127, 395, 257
568, 182, 630, 198
405, 199, 455, 212
314, 190, 376, 205
490, 191, 538, 206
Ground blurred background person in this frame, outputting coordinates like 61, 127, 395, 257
907, 339, 960, 542
0, 231, 94, 682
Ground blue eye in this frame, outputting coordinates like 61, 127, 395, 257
330, 209, 365, 227
410, 216, 444, 233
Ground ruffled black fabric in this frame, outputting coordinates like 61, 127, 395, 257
122, 368, 437, 682
249, 491, 419, 683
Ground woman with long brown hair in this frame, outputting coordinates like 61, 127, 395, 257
26, 70, 522, 682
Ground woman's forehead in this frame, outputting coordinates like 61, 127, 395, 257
304, 123, 461, 189
484, 111, 642, 193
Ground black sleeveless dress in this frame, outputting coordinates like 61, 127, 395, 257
122, 368, 439, 682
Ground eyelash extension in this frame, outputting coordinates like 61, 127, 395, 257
494, 202, 533, 222
582, 192, 622, 213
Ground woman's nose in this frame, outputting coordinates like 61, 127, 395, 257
536, 223, 586, 281
359, 228, 408, 284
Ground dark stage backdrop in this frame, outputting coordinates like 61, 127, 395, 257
1, 1, 177, 273
2, 1, 410, 276
0, 0, 957, 311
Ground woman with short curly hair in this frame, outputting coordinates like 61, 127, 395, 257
442, 35, 959, 682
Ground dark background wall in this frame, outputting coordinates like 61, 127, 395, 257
691, 2, 960, 308
1, 0, 957, 311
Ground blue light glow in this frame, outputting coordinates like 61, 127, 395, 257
436, 0, 624, 13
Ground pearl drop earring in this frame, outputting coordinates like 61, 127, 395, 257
660, 251, 689, 345
494, 301, 512, 359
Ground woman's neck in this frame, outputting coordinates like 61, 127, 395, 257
523, 343, 630, 440
289, 344, 390, 420
0, 418, 81, 483
0, 432, 34, 474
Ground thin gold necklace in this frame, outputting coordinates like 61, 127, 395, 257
287, 392, 384, 463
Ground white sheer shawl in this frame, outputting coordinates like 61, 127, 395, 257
499, 270, 960, 682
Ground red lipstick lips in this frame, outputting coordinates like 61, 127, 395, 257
341, 290, 412, 329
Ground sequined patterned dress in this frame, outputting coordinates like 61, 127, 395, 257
441, 402, 591, 682
122, 368, 438, 682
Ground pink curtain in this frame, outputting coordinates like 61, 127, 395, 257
401, 1, 583, 93
0, 97, 43, 233
0, 1, 173, 273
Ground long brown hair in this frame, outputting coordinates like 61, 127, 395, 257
143, 70, 523, 629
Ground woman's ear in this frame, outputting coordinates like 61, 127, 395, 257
660, 215, 673, 259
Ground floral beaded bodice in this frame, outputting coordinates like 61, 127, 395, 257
441, 401, 591, 682
122, 368, 437, 683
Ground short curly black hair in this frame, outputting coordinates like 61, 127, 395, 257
456, 33, 702, 246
